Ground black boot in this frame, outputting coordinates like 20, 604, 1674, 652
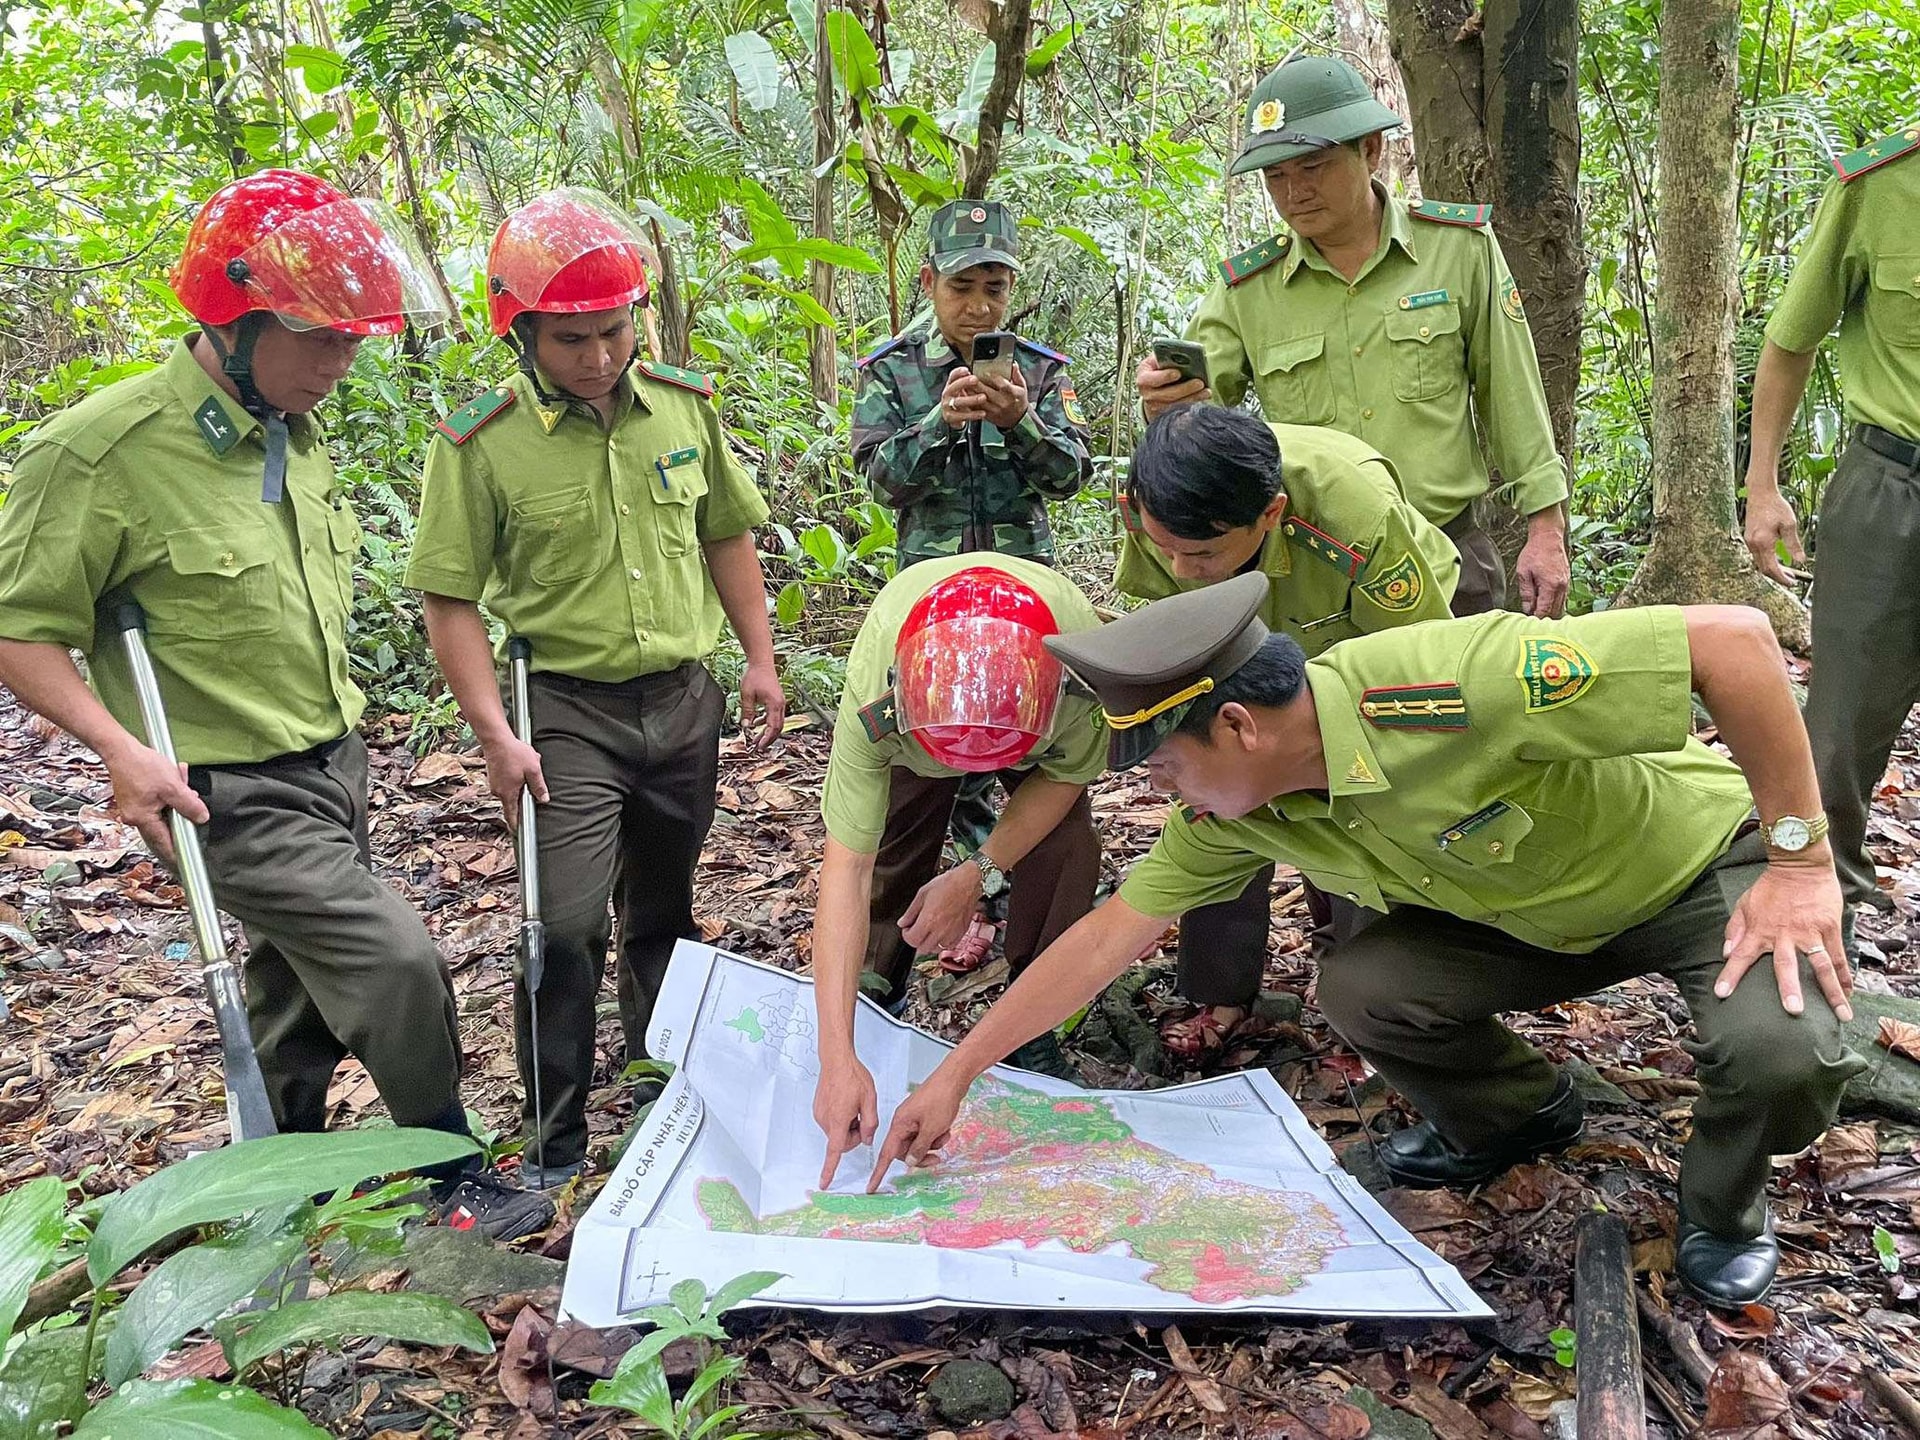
1677, 1212, 1777, 1308
1380, 1071, 1584, 1188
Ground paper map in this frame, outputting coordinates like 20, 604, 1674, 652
560, 942, 1491, 1323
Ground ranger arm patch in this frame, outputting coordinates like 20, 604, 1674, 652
1357, 551, 1424, 612
1518, 636, 1597, 711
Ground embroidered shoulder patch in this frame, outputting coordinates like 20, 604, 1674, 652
193, 397, 245, 456
435, 386, 515, 445
1518, 636, 1597, 711
1359, 682, 1469, 731
1502, 275, 1527, 323
1218, 234, 1290, 287
857, 334, 914, 369
1411, 199, 1493, 228
1357, 552, 1424, 612
1437, 799, 1512, 848
1833, 124, 1920, 182
856, 693, 900, 742
1059, 381, 1086, 427
1283, 517, 1367, 580
1016, 336, 1070, 366
637, 360, 716, 397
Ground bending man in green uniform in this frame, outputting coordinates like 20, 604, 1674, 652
407, 190, 784, 1190
1137, 56, 1569, 619
0, 170, 552, 1238
1116, 404, 1457, 1056
1744, 119, 1920, 938
872, 575, 1861, 1307
811, 557, 1105, 1187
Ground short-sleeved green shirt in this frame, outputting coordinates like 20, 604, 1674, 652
823, 554, 1107, 853
404, 366, 771, 681
1119, 606, 1754, 953
1188, 188, 1567, 527
1115, 423, 1458, 656
0, 338, 365, 764
1765, 143, 1920, 439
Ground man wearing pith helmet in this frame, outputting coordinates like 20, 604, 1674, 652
406, 188, 785, 1190
1137, 55, 1571, 619
0, 169, 552, 1238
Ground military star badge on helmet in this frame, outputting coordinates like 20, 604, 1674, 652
1252, 99, 1286, 133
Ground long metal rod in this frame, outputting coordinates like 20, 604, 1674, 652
507, 636, 547, 1184
115, 603, 277, 1143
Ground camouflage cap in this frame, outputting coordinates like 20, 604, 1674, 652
1230, 57, 1401, 177
925, 199, 1022, 276
1044, 572, 1272, 771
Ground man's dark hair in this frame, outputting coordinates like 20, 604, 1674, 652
1174, 633, 1308, 743
1130, 405, 1285, 540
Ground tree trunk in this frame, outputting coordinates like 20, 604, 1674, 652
959, 0, 1033, 198
1331, 0, 1417, 193
590, 43, 687, 363
1614, 0, 1804, 641
808, 0, 839, 407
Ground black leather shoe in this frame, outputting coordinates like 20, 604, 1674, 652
1677, 1213, 1777, 1308
1380, 1072, 1585, 1188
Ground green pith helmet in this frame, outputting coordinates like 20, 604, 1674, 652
924, 199, 1022, 276
1229, 56, 1402, 177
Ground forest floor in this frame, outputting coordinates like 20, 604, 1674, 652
8, 655, 1920, 1439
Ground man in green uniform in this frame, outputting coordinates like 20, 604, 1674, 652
0, 170, 551, 1238
1116, 404, 1457, 1054
872, 575, 1861, 1306
405, 190, 784, 1189
853, 199, 1094, 569
1744, 120, 1920, 936
1137, 56, 1569, 619
811, 557, 1105, 1187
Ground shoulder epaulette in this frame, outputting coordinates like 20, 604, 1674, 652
1016, 337, 1070, 365
1282, 516, 1367, 580
856, 693, 900, 742
1218, 234, 1290, 287
857, 334, 917, 369
1834, 123, 1920, 182
61, 388, 167, 467
435, 385, 515, 445
1410, 199, 1493, 228
636, 360, 716, 398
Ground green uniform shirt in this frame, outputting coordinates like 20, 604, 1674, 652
1189, 187, 1567, 526
823, 554, 1107, 852
404, 366, 770, 681
1119, 606, 1754, 953
0, 338, 364, 764
1115, 423, 1459, 656
1765, 137, 1920, 440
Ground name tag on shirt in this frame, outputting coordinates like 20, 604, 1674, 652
1398, 289, 1450, 311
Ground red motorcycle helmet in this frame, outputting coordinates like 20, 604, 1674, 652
487, 189, 652, 337
169, 169, 444, 335
894, 567, 1066, 772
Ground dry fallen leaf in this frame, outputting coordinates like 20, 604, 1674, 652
1820, 1120, 1881, 1181
1702, 1349, 1790, 1431
1878, 1016, 1920, 1064
1161, 1325, 1229, 1414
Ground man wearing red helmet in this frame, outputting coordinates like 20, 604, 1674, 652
0, 169, 552, 1238
809, 556, 1105, 1188
406, 189, 784, 1190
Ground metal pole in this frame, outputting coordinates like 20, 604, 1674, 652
113, 603, 278, 1143
507, 636, 548, 1183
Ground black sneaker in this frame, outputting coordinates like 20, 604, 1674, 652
1005, 1032, 1080, 1083
433, 1170, 557, 1242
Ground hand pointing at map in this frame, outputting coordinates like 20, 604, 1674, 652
816, 1053, 880, 1190
868, 1069, 968, 1191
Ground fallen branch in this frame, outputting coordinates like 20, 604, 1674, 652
17, 1256, 90, 1329
1576, 1211, 1645, 1440
1864, 1370, 1920, 1439
1637, 1288, 1715, 1389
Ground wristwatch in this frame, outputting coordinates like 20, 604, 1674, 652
1760, 813, 1830, 853
969, 851, 1008, 898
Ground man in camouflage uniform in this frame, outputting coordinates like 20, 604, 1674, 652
853, 199, 1095, 569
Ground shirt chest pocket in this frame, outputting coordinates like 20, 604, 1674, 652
1254, 334, 1336, 425
509, 488, 600, 586
648, 450, 707, 559
1303, 865, 1388, 913
1434, 799, 1535, 868
155, 525, 278, 640
1385, 303, 1465, 401
1871, 257, 1920, 347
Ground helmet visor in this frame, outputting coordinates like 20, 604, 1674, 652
895, 615, 1065, 758
489, 188, 655, 313
230, 199, 448, 335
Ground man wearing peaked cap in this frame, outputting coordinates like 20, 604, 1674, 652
867, 575, 1864, 1310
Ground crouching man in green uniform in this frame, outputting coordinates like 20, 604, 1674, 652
873, 575, 1862, 1307
1115, 404, 1457, 1056
406, 190, 784, 1189
0, 171, 552, 1238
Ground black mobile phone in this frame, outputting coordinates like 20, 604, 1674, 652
969, 330, 1017, 384
1151, 338, 1211, 388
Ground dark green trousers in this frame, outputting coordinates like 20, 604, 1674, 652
1314, 835, 1862, 1238
519, 663, 722, 1168
1176, 867, 1373, 1004
190, 732, 465, 1136
1441, 508, 1505, 617
1805, 426, 1920, 910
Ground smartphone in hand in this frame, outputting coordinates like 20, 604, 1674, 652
1151, 338, 1211, 390
969, 330, 1017, 385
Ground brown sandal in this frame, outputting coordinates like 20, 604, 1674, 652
1160, 1008, 1237, 1059
937, 917, 997, 974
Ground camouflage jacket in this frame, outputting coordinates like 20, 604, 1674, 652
852, 328, 1094, 568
